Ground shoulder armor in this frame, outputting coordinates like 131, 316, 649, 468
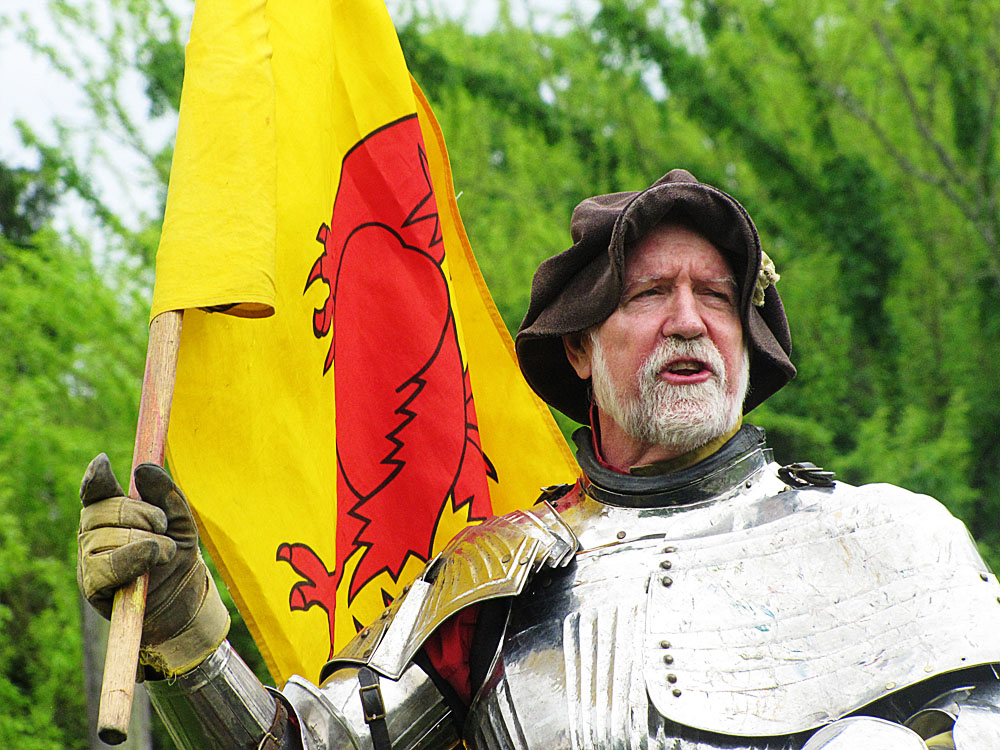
321, 495, 580, 682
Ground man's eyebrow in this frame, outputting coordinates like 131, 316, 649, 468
624, 275, 662, 287
625, 274, 737, 287
707, 276, 738, 288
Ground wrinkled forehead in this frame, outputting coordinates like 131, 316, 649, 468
624, 221, 739, 285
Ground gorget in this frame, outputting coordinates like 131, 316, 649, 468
574, 424, 769, 507
466, 429, 1000, 747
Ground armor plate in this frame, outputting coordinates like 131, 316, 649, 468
799, 718, 927, 749
323, 501, 578, 681
951, 682, 1000, 747
467, 463, 1000, 747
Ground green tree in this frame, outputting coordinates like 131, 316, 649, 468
0, 228, 147, 747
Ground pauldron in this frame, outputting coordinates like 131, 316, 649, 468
321, 498, 579, 683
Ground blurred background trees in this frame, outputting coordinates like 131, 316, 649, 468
2, 0, 999, 745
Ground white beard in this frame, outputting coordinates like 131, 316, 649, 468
591, 335, 750, 454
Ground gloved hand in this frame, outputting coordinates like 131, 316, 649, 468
77, 454, 230, 677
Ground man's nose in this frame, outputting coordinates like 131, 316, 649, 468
661, 288, 707, 340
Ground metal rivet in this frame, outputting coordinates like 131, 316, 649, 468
981, 573, 990, 581
616, 531, 626, 539
672, 688, 682, 697
660, 560, 672, 570
659, 640, 671, 649
501, 554, 511, 564
661, 576, 673, 587
667, 673, 678, 684
663, 546, 676, 553
360, 629, 369, 639
663, 655, 674, 665
363, 648, 372, 658
402, 584, 411, 594
745, 481, 752, 489
380, 610, 389, 619
885, 682, 896, 690
519, 556, 529, 565
924, 665, 934, 673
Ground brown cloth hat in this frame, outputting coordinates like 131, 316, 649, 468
515, 169, 795, 424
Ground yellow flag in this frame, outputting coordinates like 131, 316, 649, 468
153, 0, 576, 686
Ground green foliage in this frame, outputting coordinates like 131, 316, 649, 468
0, 164, 56, 248
139, 36, 184, 118
548, 0, 1000, 566
0, 232, 146, 748
0, 507, 82, 748
5, 1, 1000, 746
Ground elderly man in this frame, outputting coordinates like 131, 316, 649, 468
78, 170, 1000, 749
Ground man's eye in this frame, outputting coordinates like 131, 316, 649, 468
704, 289, 733, 303
631, 288, 661, 300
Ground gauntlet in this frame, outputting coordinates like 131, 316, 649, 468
77, 454, 229, 677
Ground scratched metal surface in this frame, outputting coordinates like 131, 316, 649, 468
469, 463, 1000, 746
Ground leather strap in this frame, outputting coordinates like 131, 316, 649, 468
358, 667, 392, 750
259, 699, 288, 750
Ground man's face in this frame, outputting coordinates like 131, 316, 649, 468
565, 223, 748, 465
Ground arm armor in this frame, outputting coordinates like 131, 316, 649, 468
144, 639, 456, 750
801, 717, 928, 748
801, 669, 1000, 749
145, 640, 297, 750
284, 496, 577, 749
146, 498, 578, 750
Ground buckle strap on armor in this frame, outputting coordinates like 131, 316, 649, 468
358, 666, 392, 750
778, 462, 836, 488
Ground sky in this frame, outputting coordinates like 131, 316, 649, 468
0, 0, 594, 238
0, 0, 193, 235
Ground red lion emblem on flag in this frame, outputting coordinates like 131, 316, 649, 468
278, 114, 495, 651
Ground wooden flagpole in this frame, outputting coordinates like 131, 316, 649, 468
98, 310, 184, 745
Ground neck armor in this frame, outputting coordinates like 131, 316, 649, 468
574, 424, 768, 507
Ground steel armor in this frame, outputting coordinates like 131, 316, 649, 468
146, 428, 1000, 749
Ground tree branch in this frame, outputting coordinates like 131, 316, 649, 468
976, 43, 1000, 174
872, 21, 975, 195
980, 42, 1000, 220
830, 83, 999, 256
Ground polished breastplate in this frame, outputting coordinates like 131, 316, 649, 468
464, 454, 1000, 749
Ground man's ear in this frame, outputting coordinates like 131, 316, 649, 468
563, 332, 593, 380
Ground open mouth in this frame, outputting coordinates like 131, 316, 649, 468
661, 358, 713, 384
667, 359, 709, 375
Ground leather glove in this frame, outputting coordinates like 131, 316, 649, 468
78, 454, 230, 677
